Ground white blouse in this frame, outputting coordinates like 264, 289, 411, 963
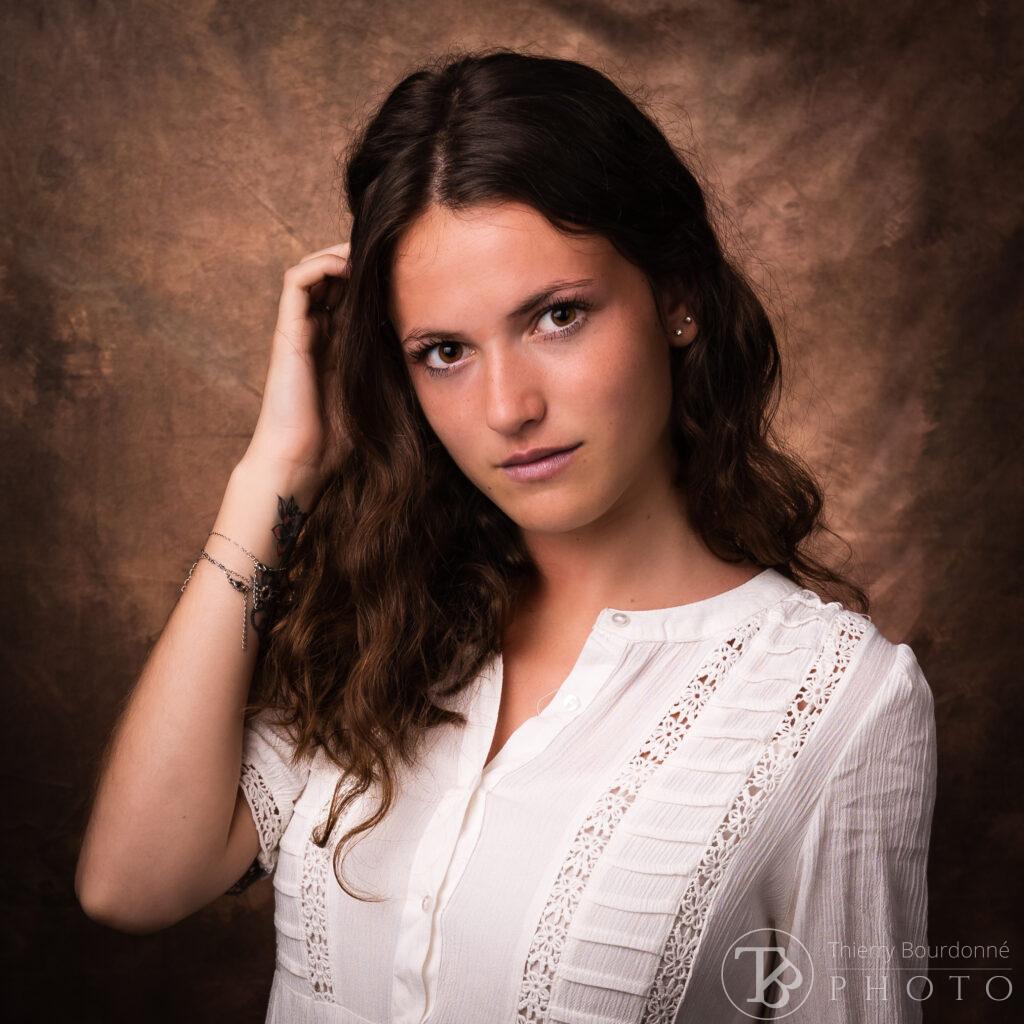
235, 567, 937, 1024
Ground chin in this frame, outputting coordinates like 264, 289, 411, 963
496, 491, 610, 536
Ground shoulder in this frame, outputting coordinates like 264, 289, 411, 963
841, 635, 937, 768
757, 585, 936, 771
768, 584, 933, 708
750, 593, 939, 870
830, 607, 936, 755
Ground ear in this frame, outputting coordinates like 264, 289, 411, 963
657, 281, 698, 349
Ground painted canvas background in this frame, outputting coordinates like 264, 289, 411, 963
2, 2, 1020, 1021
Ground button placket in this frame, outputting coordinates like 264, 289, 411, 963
398, 631, 631, 1023
392, 763, 491, 1024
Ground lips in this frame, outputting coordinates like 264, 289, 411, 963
500, 442, 582, 467
499, 442, 582, 482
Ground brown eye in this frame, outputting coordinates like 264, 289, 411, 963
438, 342, 463, 364
537, 299, 591, 336
550, 304, 577, 327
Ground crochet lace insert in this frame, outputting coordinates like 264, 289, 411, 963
237, 760, 281, 872
301, 778, 360, 1002
515, 615, 765, 1023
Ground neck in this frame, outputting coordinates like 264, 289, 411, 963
517, 471, 758, 623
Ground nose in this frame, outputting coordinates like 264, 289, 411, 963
483, 343, 545, 436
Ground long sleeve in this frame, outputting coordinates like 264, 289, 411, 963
227, 706, 315, 893
778, 643, 937, 1022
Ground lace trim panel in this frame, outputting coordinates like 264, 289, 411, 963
238, 760, 282, 875
300, 777, 361, 1003
514, 614, 766, 1023
637, 609, 869, 1023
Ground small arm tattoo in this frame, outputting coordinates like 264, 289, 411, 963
248, 494, 308, 640
271, 494, 308, 562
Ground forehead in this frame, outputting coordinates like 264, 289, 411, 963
389, 201, 612, 333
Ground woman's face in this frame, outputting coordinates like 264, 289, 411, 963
389, 201, 690, 536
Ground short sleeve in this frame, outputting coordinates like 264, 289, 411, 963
777, 643, 937, 1022
228, 707, 315, 893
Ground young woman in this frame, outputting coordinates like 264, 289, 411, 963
76, 49, 937, 1023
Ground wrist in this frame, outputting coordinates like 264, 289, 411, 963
216, 463, 318, 570
231, 456, 323, 513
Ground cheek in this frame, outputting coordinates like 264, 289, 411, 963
578, 331, 673, 443
414, 382, 476, 458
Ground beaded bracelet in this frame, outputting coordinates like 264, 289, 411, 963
180, 530, 288, 651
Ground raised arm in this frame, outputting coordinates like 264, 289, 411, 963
74, 243, 351, 933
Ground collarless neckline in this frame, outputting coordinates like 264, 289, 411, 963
592, 567, 802, 642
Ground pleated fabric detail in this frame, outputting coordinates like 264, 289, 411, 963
531, 597, 869, 1024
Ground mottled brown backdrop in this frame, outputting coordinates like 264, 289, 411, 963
2, 1, 1020, 1022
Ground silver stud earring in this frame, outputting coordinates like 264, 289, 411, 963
674, 315, 694, 336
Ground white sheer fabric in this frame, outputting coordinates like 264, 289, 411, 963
235, 568, 936, 1024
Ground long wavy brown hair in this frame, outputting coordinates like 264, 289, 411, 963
243, 46, 869, 900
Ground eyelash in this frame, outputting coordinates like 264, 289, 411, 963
407, 293, 595, 378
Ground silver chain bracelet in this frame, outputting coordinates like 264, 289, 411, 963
180, 530, 287, 651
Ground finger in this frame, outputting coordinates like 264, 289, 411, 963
277, 254, 351, 332
298, 242, 351, 264
282, 252, 351, 294
308, 273, 348, 306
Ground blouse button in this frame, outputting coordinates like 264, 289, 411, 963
421, 894, 432, 912
563, 694, 581, 711
611, 612, 630, 625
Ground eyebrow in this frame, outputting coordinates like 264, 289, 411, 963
400, 277, 596, 345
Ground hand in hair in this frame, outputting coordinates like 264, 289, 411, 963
242, 241, 353, 494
